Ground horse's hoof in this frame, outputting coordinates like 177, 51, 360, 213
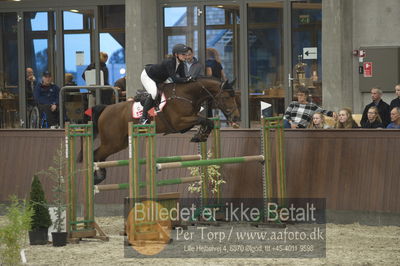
190, 136, 201, 142
94, 168, 107, 185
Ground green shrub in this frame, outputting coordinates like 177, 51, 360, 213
0, 196, 33, 266
29, 175, 52, 231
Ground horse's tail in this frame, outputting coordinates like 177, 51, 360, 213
76, 104, 107, 163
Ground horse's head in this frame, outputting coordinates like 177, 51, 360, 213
214, 79, 240, 125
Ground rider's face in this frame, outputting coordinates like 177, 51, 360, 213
176, 53, 188, 62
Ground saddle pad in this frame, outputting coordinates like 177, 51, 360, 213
132, 93, 167, 119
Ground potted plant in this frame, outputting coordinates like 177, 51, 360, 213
28, 175, 52, 245
39, 145, 68, 247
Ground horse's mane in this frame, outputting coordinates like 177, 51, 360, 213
195, 76, 222, 82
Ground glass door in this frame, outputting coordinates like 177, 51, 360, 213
247, 2, 284, 126
0, 12, 19, 128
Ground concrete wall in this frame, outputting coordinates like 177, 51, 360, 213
323, 0, 400, 113
125, 0, 158, 98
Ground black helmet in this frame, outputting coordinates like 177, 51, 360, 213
172, 43, 189, 55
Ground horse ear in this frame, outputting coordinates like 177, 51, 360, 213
229, 78, 236, 87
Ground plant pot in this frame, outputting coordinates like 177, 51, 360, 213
29, 228, 48, 245
52, 232, 68, 247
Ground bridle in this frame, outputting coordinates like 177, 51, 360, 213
196, 79, 239, 122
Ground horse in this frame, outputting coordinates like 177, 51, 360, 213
79, 77, 240, 185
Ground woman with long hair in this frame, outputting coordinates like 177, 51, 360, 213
335, 108, 359, 128
362, 106, 383, 128
307, 112, 331, 129
205, 47, 226, 81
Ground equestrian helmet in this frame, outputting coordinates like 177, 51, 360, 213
172, 43, 189, 55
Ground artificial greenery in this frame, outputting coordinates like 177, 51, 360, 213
0, 196, 33, 266
187, 150, 225, 195
29, 175, 52, 231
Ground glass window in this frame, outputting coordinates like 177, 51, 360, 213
63, 11, 85, 31
291, 1, 322, 106
164, 7, 187, 27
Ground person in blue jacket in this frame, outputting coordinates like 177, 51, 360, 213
34, 71, 60, 127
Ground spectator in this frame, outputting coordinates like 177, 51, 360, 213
25, 67, 36, 106
64, 73, 76, 86
386, 107, 400, 129
205, 47, 226, 81
307, 112, 331, 129
33, 71, 60, 127
335, 108, 359, 128
361, 106, 384, 128
360, 87, 390, 127
184, 47, 203, 78
82, 52, 112, 104
114, 76, 126, 100
284, 86, 336, 128
389, 84, 400, 110
205, 47, 226, 117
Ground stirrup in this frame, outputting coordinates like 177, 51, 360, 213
139, 117, 148, 125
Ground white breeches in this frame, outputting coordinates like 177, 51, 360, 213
141, 69, 157, 100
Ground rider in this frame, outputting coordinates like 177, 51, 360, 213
139, 43, 194, 124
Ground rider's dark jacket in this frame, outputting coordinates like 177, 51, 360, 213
145, 57, 188, 84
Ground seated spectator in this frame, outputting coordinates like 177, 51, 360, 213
335, 108, 359, 128
389, 84, 400, 110
362, 106, 384, 128
387, 107, 400, 129
284, 86, 336, 128
34, 71, 60, 127
361, 87, 390, 127
114, 76, 126, 100
307, 112, 331, 129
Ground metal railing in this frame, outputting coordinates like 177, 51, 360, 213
59, 85, 119, 128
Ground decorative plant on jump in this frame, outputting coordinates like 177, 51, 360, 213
187, 150, 225, 195
0, 196, 33, 266
37, 144, 67, 233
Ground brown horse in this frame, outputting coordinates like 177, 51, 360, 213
81, 77, 240, 184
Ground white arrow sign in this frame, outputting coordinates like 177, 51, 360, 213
303, 47, 317, 59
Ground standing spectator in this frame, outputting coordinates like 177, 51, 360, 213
205, 47, 226, 81
387, 107, 400, 129
389, 84, 400, 110
34, 71, 60, 127
335, 108, 359, 128
83, 52, 112, 104
360, 87, 390, 127
284, 87, 336, 128
361, 106, 384, 128
114, 76, 126, 100
184, 47, 203, 78
64, 73, 77, 86
25, 67, 36, 105
307, 112, 331, 129
205, 47, 226, 117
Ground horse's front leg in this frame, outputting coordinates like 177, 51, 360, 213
176, 116, 214, 142
191, 117, 214, 142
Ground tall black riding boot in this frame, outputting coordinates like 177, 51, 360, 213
139, 95, 155, 124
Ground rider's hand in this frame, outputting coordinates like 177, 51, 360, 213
186, 76, 195, 82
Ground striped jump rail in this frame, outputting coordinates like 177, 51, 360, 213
156, 155, 265, 171
95, 176, 201, 192
94, 154, 202, 169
